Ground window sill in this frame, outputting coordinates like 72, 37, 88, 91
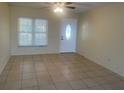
17, 45, 48, 48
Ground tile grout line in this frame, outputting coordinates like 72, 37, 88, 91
20, 55, 24, 90
2, 57, 17, 89
32, 55, 40, 90
43, 56, 57, 90
54, 56, 74, 90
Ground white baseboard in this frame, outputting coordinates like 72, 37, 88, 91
76, 52, 124, 78
0, 55, 10, 74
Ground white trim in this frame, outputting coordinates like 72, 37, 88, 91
0, 55, 10, 75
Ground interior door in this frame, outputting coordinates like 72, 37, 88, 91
60, 19, 77, 53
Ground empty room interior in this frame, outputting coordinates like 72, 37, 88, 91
0, 2, 124, 90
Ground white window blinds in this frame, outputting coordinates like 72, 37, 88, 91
18, 18, 48, 47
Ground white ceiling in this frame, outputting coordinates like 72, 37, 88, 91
9, 2, 113, 13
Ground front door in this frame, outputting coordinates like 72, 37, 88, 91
60, 19, 77, 53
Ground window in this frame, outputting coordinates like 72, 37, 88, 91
65, 24, 71, 40
18, 18, 48, 46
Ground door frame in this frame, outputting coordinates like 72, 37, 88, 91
59, 18, 77, 53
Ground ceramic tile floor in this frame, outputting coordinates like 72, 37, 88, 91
0, 53, 124, 90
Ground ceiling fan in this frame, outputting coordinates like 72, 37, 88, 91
43, 2, 77, 13
57, 2, 76, 9
49, 2, 76, 9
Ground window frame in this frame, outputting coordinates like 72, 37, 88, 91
17, 17, 48, 47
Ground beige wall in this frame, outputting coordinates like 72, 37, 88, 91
77, 4, 124, 77
10, 6, 78, 55
0, 3, 10, 73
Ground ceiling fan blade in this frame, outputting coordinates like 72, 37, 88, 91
66, 6, 76, 9
65, 2, 73, 5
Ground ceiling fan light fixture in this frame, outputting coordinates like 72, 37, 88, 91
54, 7, 63, 13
